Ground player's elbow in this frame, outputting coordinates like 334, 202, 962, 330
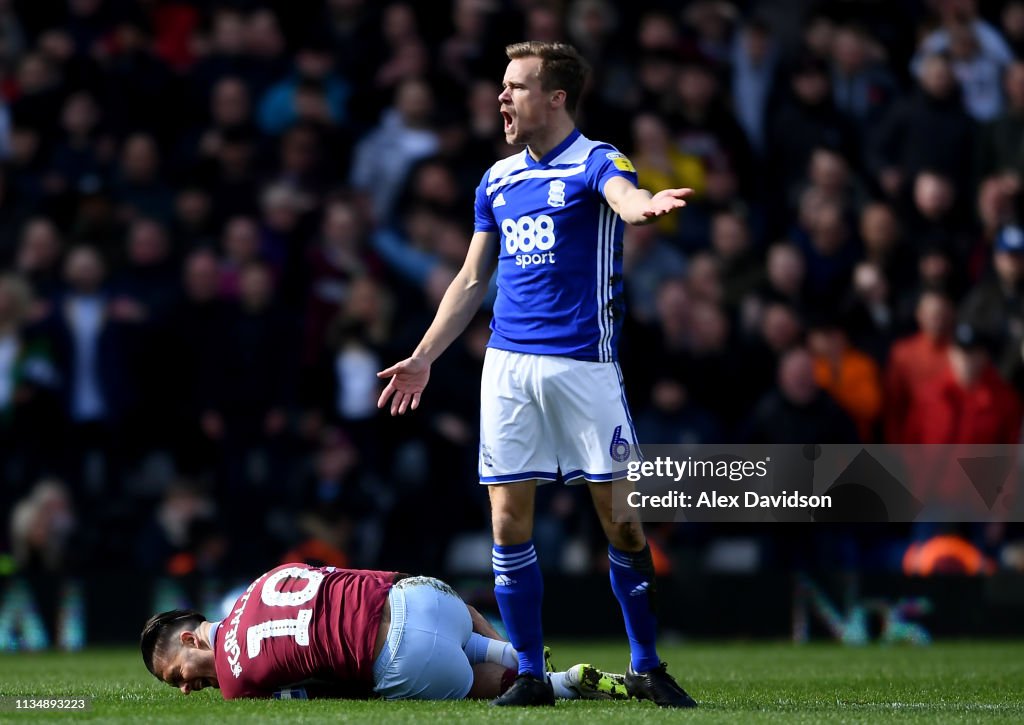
456, 268, 490, 301
459, 270, 482, 290
605, 196, 627, 221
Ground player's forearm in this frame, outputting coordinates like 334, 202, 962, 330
413, 271, 488, 363
614, 187, 655, 225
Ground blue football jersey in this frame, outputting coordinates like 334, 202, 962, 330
474, 129, 638, 362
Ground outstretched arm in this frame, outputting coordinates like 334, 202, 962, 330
602, 176, 692, 226
377, 231, 499, 415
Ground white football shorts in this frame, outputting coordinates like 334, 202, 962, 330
478, 347, 640, 485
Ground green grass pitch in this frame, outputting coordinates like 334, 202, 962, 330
1, 642, 1022, 723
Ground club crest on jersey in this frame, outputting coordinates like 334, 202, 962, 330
547, 179, 566, 207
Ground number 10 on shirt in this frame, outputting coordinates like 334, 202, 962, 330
246, 568, 325, 658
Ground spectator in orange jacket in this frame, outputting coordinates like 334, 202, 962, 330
903, 322, 1022, 444
807, 316, 883, 441
883, 289, 955, 442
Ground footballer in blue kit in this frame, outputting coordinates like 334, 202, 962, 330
475, 126, 633, 362
378, 41, 697, 708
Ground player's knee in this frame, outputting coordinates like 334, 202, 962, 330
490, 509, 533, 545
606, 520, 645, 552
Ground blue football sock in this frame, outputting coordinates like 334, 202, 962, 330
609, 544, 660, 672
492, 541, 545, 678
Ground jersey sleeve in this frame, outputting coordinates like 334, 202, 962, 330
586, 145, 639, 198
474, 170, 498, 233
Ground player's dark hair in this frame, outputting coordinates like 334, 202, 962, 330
140, 609, 207, 678
505, 41, 590, 116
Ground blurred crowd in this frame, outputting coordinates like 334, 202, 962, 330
3, 0, 1024, 580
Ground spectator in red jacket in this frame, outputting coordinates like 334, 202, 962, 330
903, 322, 1022, 444
901, 322, 1022, 515
883, 288, 955, 442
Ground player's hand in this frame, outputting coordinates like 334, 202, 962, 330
641, 188, 693, 221
377, 356, 431, 415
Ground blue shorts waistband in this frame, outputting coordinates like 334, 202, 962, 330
372, 586, 405, 685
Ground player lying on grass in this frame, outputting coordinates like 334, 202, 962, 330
141, 563, 626, 701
